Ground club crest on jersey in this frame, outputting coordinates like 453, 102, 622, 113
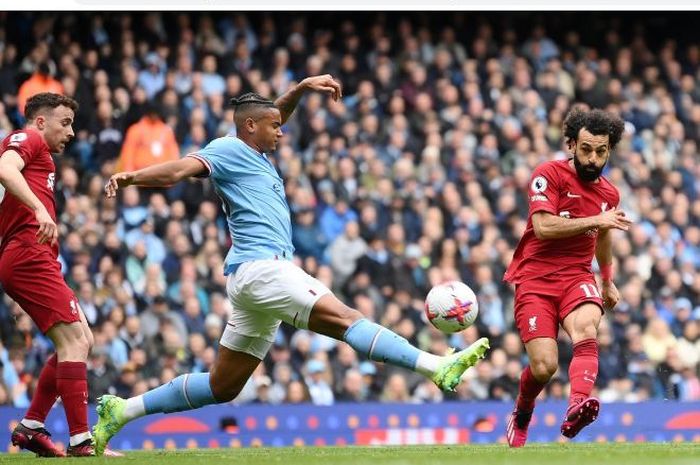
531, 176, 547, 193
9, 132, 27, 146
601, 202, 608, 212
47, 173, 55, 191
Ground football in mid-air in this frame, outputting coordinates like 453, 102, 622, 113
424, 281, 479, 333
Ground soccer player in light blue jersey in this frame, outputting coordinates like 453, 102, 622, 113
93, 74, 489, 455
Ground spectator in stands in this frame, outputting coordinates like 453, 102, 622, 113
17, 61, 63, 115
116, 103, 180, 172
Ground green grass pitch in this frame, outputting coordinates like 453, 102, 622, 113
1, 443, 699, 465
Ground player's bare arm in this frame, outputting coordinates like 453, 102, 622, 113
531, 208, 632, 240
274, 74, 342, 124
595, 228, 620, 309
0, 150, 57, 245
104, 157, 206, 198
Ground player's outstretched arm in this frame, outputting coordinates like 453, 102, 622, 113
532, 208, 632, 240
0, 150, 57, 245
104, 157, 206, 198
274, 74, 342, 124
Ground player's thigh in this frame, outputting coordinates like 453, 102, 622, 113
209, 344, 262, 402
232, 260, 332, 331
559, 276, 604, 343
221, 289, 281, 361
513, 285, 559, 344
0, 245, 81, 334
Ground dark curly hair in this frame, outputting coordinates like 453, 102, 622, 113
25, 92, 78, 121
562, 107, 625, 150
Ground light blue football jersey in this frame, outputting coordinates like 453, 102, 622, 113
188, 136, 294, 275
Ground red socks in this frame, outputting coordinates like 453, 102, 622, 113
25, 354, 58, 423
56, 361, 89, 436
516, 365, 546, 412
568, 338, 598, 405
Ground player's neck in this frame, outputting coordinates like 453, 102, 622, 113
238, 136, 264, 155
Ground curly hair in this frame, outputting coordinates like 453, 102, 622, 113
25, 92, 78, 121
562, 107, 625, 150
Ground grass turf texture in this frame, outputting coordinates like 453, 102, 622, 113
1, 443, 699, 464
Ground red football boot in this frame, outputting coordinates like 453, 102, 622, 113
11, 423, 66, 457
561, 396, 600, 439
66, 439, 96, 457
506, 409, 532, 448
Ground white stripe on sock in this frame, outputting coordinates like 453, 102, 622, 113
182, 374, 194, 409
69, 431, 92, 447
124, 396, 146, 421
367, 328, 385, 360
20, 419, 44, 429
415, 352, 441, 377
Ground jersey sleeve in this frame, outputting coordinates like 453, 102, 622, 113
186, 138, 235, 181
609, 184, 621, 209
527, 163, 561, 216
1, 131, 42, 166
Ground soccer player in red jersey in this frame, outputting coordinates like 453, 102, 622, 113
503, 107, 632, 447
0, 93, 97, 457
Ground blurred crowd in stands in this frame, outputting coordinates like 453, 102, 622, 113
0, 12, 699, 408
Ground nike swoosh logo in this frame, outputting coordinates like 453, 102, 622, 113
567, 192, 581, 198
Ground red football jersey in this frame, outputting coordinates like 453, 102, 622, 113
0, 128, 58, 255
504, 159, 620, 284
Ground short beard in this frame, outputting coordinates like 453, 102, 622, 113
573, 156, 605, 182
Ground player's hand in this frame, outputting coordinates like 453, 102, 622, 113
300, 74, 342, 101
601, 280, 620, 310
35, 207, 58, 246
596, 207, 632, 231
105, 172, 134, 198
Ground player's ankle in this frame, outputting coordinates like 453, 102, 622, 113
20, 419, 45, 430
515, 400, 535, 413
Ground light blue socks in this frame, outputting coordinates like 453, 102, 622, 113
143, 373, 217, 414
344, 318, 420, 371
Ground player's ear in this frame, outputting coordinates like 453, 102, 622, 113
567, 139, 576, 155
244, 117, 256, 134
35, 115, 46, 130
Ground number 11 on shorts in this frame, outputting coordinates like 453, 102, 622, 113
579, 283, 601, 298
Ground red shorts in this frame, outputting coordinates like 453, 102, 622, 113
0, 242, 81, 334
513, 273, 604, 343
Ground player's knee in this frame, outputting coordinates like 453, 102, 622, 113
84, 328, 95, 352
530, 356, 558, 382
74, 334, 91, 360
56, 333, 90, 361
573, 323, 598, 343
